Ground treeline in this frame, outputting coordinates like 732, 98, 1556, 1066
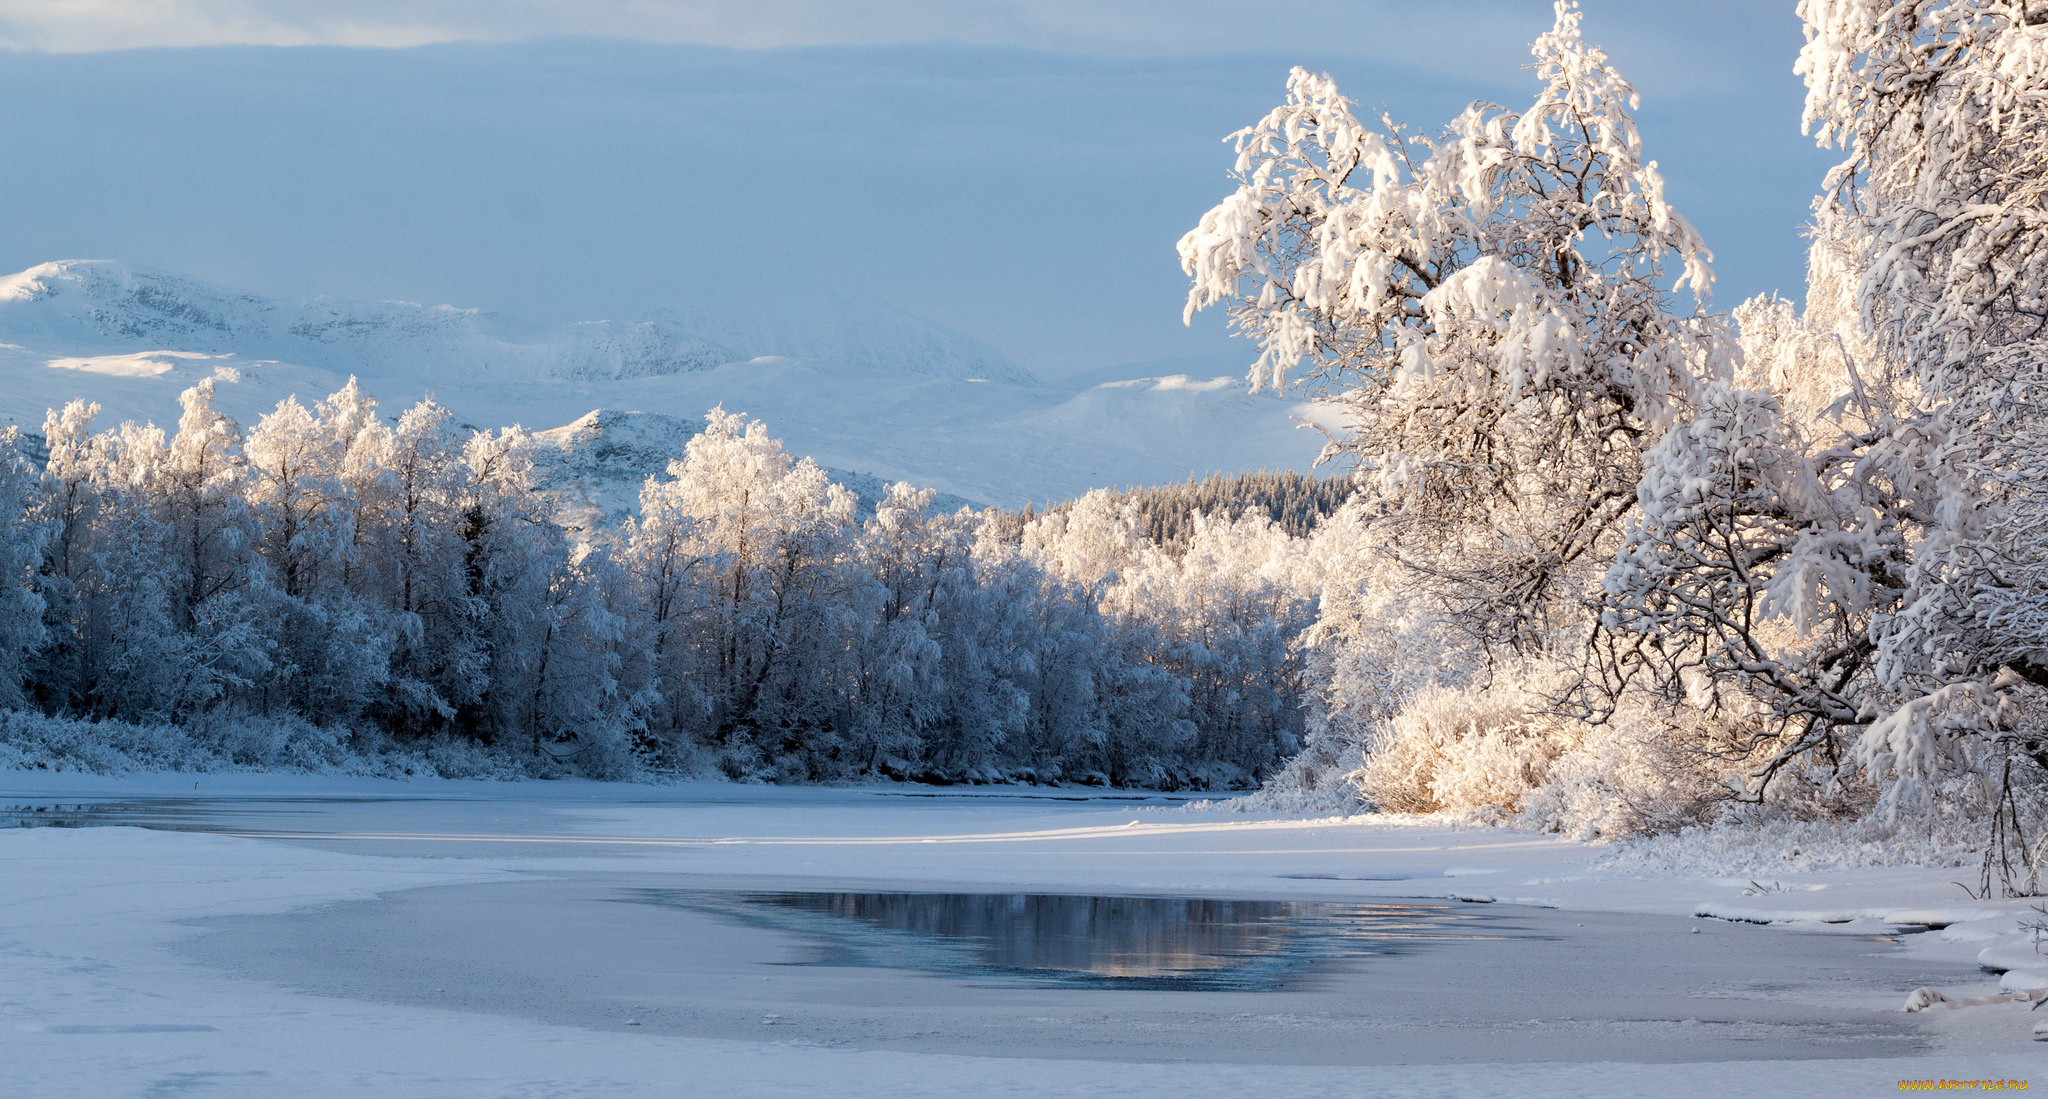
997, 470, 1351, 558
0, 381, 1331, 787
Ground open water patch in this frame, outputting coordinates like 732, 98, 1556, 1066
630, 889, 1521, 991
3, 799, 237, 830
0, 796, 414, 833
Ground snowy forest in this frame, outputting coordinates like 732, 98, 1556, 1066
0, 386, 1336, 789
3, 0, 2048, 885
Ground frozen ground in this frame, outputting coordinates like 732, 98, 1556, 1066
2, 773, 2043, 1096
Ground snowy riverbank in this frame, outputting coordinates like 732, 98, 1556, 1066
2, 773, 2042, 1095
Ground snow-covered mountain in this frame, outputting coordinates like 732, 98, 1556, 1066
0, 260, 1029, 386
0, 260, 1338, 508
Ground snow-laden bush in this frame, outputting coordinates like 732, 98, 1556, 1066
0, 707, 649, 781
567, 721, 641, 782
1336, 654, 1733, 838
0, 710, 195, 773
1519, 708, 1735, 841
183, 710, 356, 771
395, 732, 553, 781
1599, 760, 2048, 880
1231, 728, 1369, 815
1352, 667, 1574, 820
0, 710, 360, 774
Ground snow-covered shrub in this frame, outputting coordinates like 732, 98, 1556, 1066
1346, 656, 1736, 838
1519, 706, 1737, 840
182, 711, 356, 771
1599, 759, 2046, 879
1352, 666, 1576, 819
1232, 733, 1367, 815
0, 710, 195, 773
0, 710, 356, 775
399, 732, 544, 781
0, 703, 666, 781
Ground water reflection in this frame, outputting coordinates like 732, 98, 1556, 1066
4, 799, 223, 830
1, 797, 379, 832
634, 889, 1509, 991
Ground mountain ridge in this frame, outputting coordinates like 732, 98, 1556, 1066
0, 260, 1336, 508
0, 259, 1037, 387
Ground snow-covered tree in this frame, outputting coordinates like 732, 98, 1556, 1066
1794, 1, 2048, 807
243, 393, 393, 723
455, 424, 556, 737
1117, 511, 1319, 783
156, 381, 261, 624
352, 399, 487, 731
247, 396, 350, 601
1018, 491, 1317, 786
844, 484, 955, 774
0, 428, 49, 706
513, 544, 636, 774
981, 533, 1124, 779
1589, 0, 2048, 822
1798, 0, 2048, 373
1597, 379, 1860, 779
30, 405, 201, 717
128, 380, 271, 717
1179, 0, 1732, 652
32, 401, 113, 713
1021, 489, 1155, 591
628, 409, 863, 777
616, 456, 713, 746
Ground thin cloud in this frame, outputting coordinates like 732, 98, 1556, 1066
1, 1, 1541, 77
0, 1, 1806, 101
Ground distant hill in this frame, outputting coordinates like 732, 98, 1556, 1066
0, 260, 1337, 507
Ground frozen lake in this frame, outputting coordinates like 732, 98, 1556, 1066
3, 776, 2038, 1095
178, 874, 1949, 1066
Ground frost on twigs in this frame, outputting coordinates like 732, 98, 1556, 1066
1774, 0, 2048, 857
1576, 0, 2048, 857
1186, 2, 1749, 834
1, 392, 1350, 788
1201, 0, 2048, 856
1180, 0, 1731, 655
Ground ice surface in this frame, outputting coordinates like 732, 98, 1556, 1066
3, 773, 2046, 1095
178, 875, 1950, 1066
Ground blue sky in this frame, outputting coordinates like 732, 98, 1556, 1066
0, 2, 1834, 379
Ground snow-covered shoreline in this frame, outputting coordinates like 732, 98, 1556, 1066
3, 772, 2043, 1095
